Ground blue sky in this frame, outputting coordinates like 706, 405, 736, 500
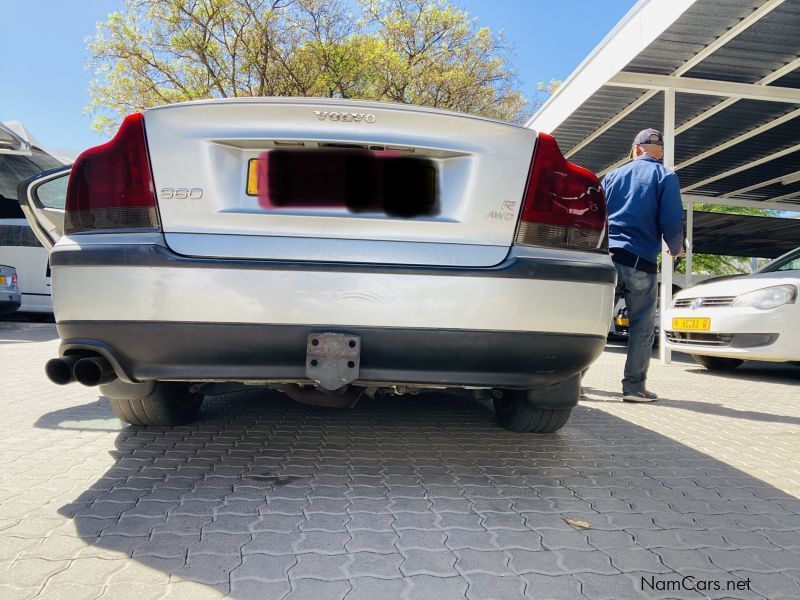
1, 0, 634, 154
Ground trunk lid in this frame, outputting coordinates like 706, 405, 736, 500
144, 98, 536, 267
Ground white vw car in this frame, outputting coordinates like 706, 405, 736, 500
20, 98, 614, 432
666, 246, 800, 370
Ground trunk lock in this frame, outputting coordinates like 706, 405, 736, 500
306, 333, 361, 390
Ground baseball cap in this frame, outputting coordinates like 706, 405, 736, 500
630, 128, 664, 158
633, 129, 664, 146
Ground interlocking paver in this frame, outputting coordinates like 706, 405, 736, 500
289, 552, 349, 580
0, 557, 70, 586
98, 582, 165, 600
520, 573, 586, 600
294, 531, 351, 554
397, 549, 457, 577
464, 573, 526, 600
391, 513, 440, 530
300, 513, 350, 532
345, 513, 395, 532
2, 323, 799, 599
230, 552, 296, 581
605, 547, 671, 573
229, 579, 292, 600
403, 574, 468, 599
345, 530, 399, 554
345, 576, 408, 600
555, 549, 620, 575
445, 529, 499, 551
242, 532, 302, 555
346, 551, 404, 579
453, 548, 513, 576
189, 531, 250, 556
541, 528, 597, 551
733, 570, 800, 600
394, 529, 448, 552
284, 577, 351, 599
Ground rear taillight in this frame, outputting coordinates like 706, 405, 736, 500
11, 273, 17, 286
65, 113, 160, 234
516, 133, 607, 250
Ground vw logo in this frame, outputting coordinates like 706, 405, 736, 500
690, 298, 703, 310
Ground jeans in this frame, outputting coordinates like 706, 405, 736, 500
614, 262, 658, 394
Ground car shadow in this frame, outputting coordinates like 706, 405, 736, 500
602, 342, 697, 365
0, 321, 59, 344
29, 389, 800, 598
683, 362, 800, 384
580, 391, 800, 427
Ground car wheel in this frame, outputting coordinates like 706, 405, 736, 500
108, 381, 203, 426
493, 391, 572, 433
692, 355, 744, 371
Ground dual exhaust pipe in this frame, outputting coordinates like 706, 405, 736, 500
45, 355, 117, 387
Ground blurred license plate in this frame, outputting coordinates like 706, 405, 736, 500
672, 317, 710, 331
615, 317, 629, 327
0, 275, 6, 285
246, 150, 438, 217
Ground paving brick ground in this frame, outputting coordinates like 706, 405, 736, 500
1, 322, 798, 599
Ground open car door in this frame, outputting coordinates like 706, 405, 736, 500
17, 165, 70, 251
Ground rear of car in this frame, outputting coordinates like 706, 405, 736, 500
0, 265, 21, 316
30, 98, 615, 431
665, 248, 800, 370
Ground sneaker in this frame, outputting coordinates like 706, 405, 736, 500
622, 390, 658, 402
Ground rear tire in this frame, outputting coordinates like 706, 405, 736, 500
108, 381, 203, 426
692, 355, 744, 371
494, 391, 572, 433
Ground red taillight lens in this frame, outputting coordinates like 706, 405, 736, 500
11, 273, 17, 286
65, 113, 160, 234
516, 133, 607, 250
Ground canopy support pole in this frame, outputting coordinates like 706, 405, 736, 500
660, 88, 675, 364
686, 198, 694, 286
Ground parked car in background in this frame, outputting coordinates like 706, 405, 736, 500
666, 246, 800, 370
21, 98, 615, 433
608, 283, 683, 344
0, 121, 66, 314
0, 265, 21, 316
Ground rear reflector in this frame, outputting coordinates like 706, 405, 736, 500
65, 113, 160, 234
516, 133, 606, 250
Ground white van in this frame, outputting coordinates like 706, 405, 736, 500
0, 122, 66, 313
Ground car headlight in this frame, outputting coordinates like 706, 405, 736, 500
731, 285, 798, 310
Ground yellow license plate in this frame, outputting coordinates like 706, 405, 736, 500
672, 317, 710, 331
0, 275, 6, 285
615, 317, 629, 326
246, 158, 264, 196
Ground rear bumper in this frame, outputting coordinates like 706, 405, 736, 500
50, 241, 616, 335
0, 298, 21, 316
51, 240, 614, 388
58, 322, 606, 391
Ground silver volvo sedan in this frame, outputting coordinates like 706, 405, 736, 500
20, 98, 615, 433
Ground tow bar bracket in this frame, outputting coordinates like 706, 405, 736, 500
306, 333, 361, 390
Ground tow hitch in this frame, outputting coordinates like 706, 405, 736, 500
305, 332, 361, 390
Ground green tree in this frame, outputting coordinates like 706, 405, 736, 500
87, 0, 530, 132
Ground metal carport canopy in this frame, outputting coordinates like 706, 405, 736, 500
526, 0, 800, 363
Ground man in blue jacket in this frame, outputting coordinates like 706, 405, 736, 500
602, 129, 684, 402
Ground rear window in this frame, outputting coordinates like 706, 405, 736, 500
0, 149, 63, 218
